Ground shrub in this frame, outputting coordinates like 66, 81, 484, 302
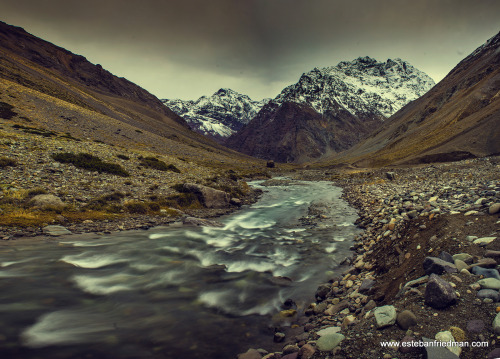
125, 201, 148, 214
85, 192, 125, 210
26, 188, 48, 198
164, 193, 202, 209
0, 102, 17, 120
51, 152, 130, 177
139, 156, 180, 173
0, 156, 17, 168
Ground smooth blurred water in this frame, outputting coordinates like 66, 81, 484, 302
0, 180, 360, 359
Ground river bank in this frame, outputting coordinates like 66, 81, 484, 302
238, 156, 500, 359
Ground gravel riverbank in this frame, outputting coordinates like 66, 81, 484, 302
238, 156, 500, 359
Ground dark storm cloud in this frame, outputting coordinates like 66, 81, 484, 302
1, 0, 500, 99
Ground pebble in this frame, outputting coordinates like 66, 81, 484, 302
396, 310, 418, 330
473, 237, 497, 246
298, 344, 315, 359
489, 203, 500, 214
471, 266, 500, 280
493, 312, 500, 335
238, 349, 262, 359
452, 253, 473, 263
477, 289, 500, 302
316, 333, 345, 351
42, 225, 72, 236
477, 278, 500, 290
454, 259, 468, 272
373, 305, 397, 328
423, 257, 457, 275
316, 326, 341, 337
435, 331, 461, 356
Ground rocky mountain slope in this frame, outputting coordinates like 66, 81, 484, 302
226, 57, 435, 163
162, 88, 269, 140
333, 31, 500, 167
0, 21, 258, 168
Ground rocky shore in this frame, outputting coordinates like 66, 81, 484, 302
0, 128, 264, 239
238, 156, 500, 359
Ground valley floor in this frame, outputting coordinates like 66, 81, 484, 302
238, 157, 500, 359
2, 124, 500, 359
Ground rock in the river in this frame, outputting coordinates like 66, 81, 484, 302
182, 217, 224, 227
397, 310, 418, 330
424, 274, 457, 309
316, 333, 345, 351
273, 332, 285, 343
423, 257, 457, 275
42, 225, 72, 236
183, 183, 230, 208
30, 194, 65, 209
238, 348, 262, 359
315, 283, 332, 301
374, 305, 397, 328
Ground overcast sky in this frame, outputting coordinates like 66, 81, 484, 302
2, 0, 499, 101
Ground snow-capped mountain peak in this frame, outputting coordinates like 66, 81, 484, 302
162, 89, 269, 140
275, 56, 435, 118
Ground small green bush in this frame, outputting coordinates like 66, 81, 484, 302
139, 156, 180, 173
0, 156, 17, 168
51, 152, 130, 177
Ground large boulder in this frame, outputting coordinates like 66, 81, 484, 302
183, 183, 230, 208
424, 274, 457, 309
30, 194, 65, 210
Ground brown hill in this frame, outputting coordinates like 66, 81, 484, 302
0, 21, 257, 168
332, 31, 500, 167
225, 101, 382, 163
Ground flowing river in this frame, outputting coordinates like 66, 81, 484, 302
0, 180, 360, 358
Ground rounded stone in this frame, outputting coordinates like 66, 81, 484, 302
374, 305, 397, 328
397, 310, 418, 330
316, 333, 345, 352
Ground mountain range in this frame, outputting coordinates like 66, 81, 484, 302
0, 19, 498, 169
162, 89, 269, 140
225, 57, 435, 163
333, 31, 500, 167
0, 20, 255, 169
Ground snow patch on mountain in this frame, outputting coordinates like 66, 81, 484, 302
162, 89, 269, 139
274, 57, 435, 118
